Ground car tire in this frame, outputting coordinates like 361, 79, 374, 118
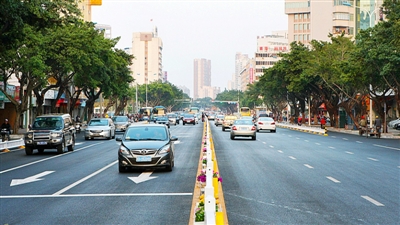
222, 127, 225, 131
112, 131, 115, 139
107, 131, 111, 140
183, 122, 185, 125
272, 130, 276, 133
230, 134, 234, 140
252, 135, 256, 140
68, 136, 75, 151
57, 139, 65, 154
119, 165, 126, 173
25, 146, 33, 155
256, 129, 259, 132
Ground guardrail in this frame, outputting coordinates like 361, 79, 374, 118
0, 139, 25, 151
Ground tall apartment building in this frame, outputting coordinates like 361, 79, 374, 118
131, 27, 163, 85
193, 59, 211, 99
285, 0, 383, 45
239, 58, 256, 92
234, 53, 251, 91
255, 31, 289, 79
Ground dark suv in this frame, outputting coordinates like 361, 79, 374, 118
24, 114, 76, 155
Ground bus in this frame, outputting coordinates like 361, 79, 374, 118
240, 107, 251, 117
189, 107, 200, 114
152, 106, 167, 119
139, 107, 153, 121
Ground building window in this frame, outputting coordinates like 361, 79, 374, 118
294, 24, 298, 31
294, 14, 298, 20
294, 35, 298, 41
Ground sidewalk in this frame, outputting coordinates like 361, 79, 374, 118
276, 122, 400, 139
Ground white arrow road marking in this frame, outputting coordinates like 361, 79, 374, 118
128, 171, 158, 184
11, 171, 55, 186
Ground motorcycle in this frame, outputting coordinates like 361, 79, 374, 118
1, 128, 10, 142
75, 122, 81, 133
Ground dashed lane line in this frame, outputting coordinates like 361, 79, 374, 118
373, 144, 400, 151
343, 138, 349, 141
345, 151, 354, 155
368, 157, 379, 161
356, 141, 363, 144
329, 146, 335, 149
326, 176, 341, 183
289, 156, 296, 160
277, 150, 283, 153
304, 164, 314, 169
361, 196, 384, 206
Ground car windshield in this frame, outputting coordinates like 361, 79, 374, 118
113, 116, 128, 122
125, 126, 167, 141
234, 120, 253, 125
33, 117, 63, 129
89, 119, 109, 126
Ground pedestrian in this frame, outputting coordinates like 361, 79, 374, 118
320, 116, 326, 129
374, 115, 382, 132
1, 119, 12, 141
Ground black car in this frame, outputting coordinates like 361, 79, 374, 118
117, 124, 178, 172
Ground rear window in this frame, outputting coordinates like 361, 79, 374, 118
89, 119, 109, 126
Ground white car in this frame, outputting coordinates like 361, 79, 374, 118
214, 115, 225, 126
85, 118, 116, 140
388, 118, 400, 128
256, 117, 276, 133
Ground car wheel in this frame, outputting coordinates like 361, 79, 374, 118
166, 159, 173, 172
57, 139, 65, 154
222, 127, 225, 131
272, 130, 276, 133
119, 165, 127, 173
230, 134, 235, 140
25, 146, 33, 155
252, 135, 256, 140
85, 137, 89, 140
183, 122, 185, 125
68, 136, 75, 151
112, 131, 115, 139
256, 129, 259, 132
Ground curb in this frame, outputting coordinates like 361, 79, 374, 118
276, 124, 326, 136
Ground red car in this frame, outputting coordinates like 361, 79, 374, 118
182, 114, 196, 125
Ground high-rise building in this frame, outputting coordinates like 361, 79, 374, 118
255, 31, 289, 79
193, 59, 211, 99
131, 27, 163, 85
235, 53, 250, 91
285, 0, 383, 45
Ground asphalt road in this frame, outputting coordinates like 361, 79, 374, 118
0, 122, 203, 225
1, 121, 399, 225
211, 123, 400, 225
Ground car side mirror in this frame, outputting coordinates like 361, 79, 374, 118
171, 136, 178, 141
116, 137, 122, 142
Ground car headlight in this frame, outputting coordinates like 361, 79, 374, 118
50, 132, 62, 138
119, 145, 130, 155
27, 133, 33, 139
159, 144, 171, 154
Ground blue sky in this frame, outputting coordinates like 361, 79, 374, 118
92, 0, 288, 96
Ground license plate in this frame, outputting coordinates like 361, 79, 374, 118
93, 133, 100, 136
240, 127, 248, 130
37, 142, 47, 145
136, 156, 152, 162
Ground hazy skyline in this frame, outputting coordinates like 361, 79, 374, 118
92, 0, 288, 97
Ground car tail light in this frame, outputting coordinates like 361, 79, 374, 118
251, 126, 256, 131
232, 126, 237, 130
271, 122, 275, 125
258, 122, 263, 125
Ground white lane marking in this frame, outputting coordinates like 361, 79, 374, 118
289, 156, 296, 160
373, 144, 400, 151
305, 140, 309, 142
356, 141, 363, 144
296, 137, 300, 140
345, 151, 354, 155
288, 135, 292, 137
361, 196, 384, 206
331, 136, 337, 138
326, 176, 341, 183
174, 141, 181, 144
0, 192, 193, 199
343, 138, 349, 141
315, 143, 321, 145
304, 164, 314, 169
277, 150, 283, 153
53, 160, 118, 195
0, 143, 104, 174
262, 142, 266, 144
329, 146, 335, 149
75, 142, 83, 145
269, 145, 274, 148
368, 157, 379, 161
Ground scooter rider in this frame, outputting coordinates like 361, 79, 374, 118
1, 119, 12, 141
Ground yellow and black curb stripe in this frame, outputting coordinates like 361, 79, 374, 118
276, 124, 327, 136
189, 121, 229, 225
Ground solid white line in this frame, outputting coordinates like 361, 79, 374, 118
361, 196, 384, 206
329, 146, 335, 149
368, 157, 379, 161
0, 143, 104, 174
53, 160, 118, 195
289, 156, 296, 160
304, 164, 314, 169
373, 144, 400, 151
345, 151, 354, 155
1, 192, 193, 199
326, 176, 341, 183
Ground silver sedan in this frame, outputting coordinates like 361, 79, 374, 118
230, 119, 256, 140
